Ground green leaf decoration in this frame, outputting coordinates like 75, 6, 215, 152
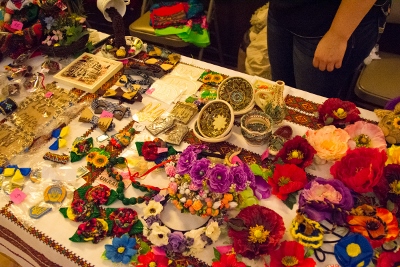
70, 152, 84, 163
228, 218, 247, 232
106, 190, 118, 206
250, 164, 272, 180
129, 220, 144, 235
101, 250, 108, 260
213, 247, 221, 261
283, 192, 298, 210
135, 142, 144, 156
324, 116, 334, 125
305, 248, 314, 258
77, 185, 91, 199
139, 240, 150, 254
91, 205, 101, 220
69, 232, 85, 242
105, 208, 117, 218
106, 219, 114, 235
167, 145, 178, 156
59, 207, 68, 218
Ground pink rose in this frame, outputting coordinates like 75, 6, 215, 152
165, 165, 176, 177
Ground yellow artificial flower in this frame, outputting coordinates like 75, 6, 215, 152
386, 145, 400, 165
92, 154, 109, 168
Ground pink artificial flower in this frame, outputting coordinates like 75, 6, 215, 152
164, 165, 176, 177
345, 121, 387, 151
305, 125, 350, 162
301, 180, 342, 204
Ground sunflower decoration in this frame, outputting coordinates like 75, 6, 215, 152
346, 204, 399, 248
86, 148, 111, 168
198, 70, 228, 86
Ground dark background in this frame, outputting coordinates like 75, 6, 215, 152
84, 0, 267, 68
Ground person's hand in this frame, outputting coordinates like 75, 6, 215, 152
313, 30, 348, 72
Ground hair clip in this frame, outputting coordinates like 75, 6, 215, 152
102, 87, 143, 104
91, 99, 131, 121
79, 107, 115, 133
0, 98, 18, 115
43, 152, 70, 164
49, 126, 69, 150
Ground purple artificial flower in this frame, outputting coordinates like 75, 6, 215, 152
250, 175, 271, 200
176, 151, 197, 175
165, 232, 186, 253
208, 164, 232, 193
144, 215, 161, 227
230, 164, 248, 191
189, 158, 211, 187
184, 144, 208, 155
298, 177, 353, 226
242, 162, 255, 187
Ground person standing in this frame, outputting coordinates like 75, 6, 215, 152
267, 0, 391, 98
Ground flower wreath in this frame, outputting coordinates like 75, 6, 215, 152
141, 200, 223, 256
165, 144, 255, 217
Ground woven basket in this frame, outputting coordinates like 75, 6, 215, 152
39, 34, 89, 58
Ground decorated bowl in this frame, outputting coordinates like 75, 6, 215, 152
193, 121, 232, 143
196, 99, 234, 139
217, 76, 255, 115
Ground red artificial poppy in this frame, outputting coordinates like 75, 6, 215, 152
270, 240, 316, 267
228, 205, 285, 260
377, 250, 400, 267
136, 251, 169, 267
141, 141, 159, 161
330, 147, 387, 194
274, 135, 316, 169
318, 98, 361, 126
347, 205, 399, 248
268, 164, 307, 200
212, 253, 247, 267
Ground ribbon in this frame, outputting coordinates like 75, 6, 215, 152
49, 126, 69, 150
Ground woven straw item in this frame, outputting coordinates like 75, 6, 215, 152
39, 34, 89, 58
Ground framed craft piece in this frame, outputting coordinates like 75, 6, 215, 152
53, 53, 124, 93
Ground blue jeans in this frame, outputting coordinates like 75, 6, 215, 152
267, 7, 381, 98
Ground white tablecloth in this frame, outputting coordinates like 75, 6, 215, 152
0, 54, 379, 267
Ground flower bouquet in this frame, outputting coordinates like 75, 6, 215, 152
165, 144, 255, 217
39, 12, 89, 57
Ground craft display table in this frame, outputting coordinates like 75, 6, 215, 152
0, 54, 380, 267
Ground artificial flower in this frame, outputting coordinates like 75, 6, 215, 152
290, 214, 324, 249
109, 208, 138, 237
165, 231, 186, 253
104, 234, 137, 264
334, 234, 373, 267
164, 163, 176, 177
269, 240, 316, 267
318, 98, 361, 127
345, 121, 387, 151
176, 144, 206, 175
330, 147, 387, 193
141, 141, 159, 161
268, 164, 307, 201
305, 125, 350, 162
92, 154, 109, 168
238, 187, 259, 209
205, 221, 221, 242
137, 251, 169, 267
75, 218, 108, 244
347, 205, 399, 248
86, 151, 97, 163
230, 164, 251, 191
386, 144, 400, 165
384, 164, 400, 204
250, 175, 271, 200
145, 222, 170, 247
85, 184, 111, 205
298, 178, 353, 225
208, 163, 232, 193
274, 135, 317, 168
228, 205, 285, 259
212, 252, 247, 267
143, 200, 163, 219
376, 250, 400, 267
66, 199, 96, 222
189, 158, 211, 187
184, 227, 207, 255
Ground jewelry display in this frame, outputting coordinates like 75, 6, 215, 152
91, 99, 131, 121
146, 116, 176, 136
0, 124, 34, 167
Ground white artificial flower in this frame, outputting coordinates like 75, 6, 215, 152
143, 200, 163, 219
147, 222, 170, 246
205, 221, 221, 242
184, 227, 207, 255
212, 201, 221, 209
